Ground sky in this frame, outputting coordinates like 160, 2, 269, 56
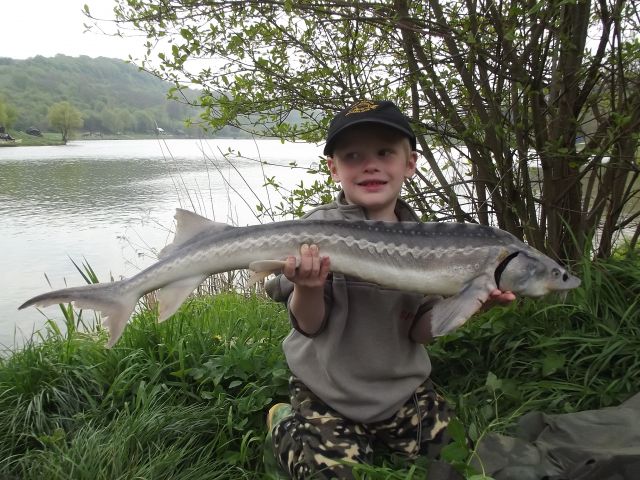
0, 0, 147, 60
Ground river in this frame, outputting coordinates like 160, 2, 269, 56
0, 138, 321, 348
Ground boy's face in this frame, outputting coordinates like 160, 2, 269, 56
327, 124, 417, 220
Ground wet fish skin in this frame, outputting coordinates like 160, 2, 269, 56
19, 209, 581, 346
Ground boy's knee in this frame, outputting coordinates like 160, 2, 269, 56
272, 407, 370, 479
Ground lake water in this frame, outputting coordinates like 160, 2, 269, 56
0, 139, 321, 348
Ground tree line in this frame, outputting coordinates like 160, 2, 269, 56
88, 0, 640, 261
0, 55, 247, 138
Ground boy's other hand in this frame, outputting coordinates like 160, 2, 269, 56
283, 244, 331, 289
482, 289, 516, 311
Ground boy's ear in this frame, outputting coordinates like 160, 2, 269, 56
327, 157, 341, 182
404, 151, 418, 178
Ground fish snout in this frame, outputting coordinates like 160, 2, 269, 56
553, 267, 581, 290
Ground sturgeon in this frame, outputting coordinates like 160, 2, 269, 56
20, 209, 580, 346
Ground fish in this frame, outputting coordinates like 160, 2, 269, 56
19, 208, 581, 346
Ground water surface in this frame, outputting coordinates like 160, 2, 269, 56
0, 139, 320, 347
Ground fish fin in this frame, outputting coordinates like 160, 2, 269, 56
157, 275, 208, 322
247, 270, 282, 288
159, 209, 232, 258
19, 282, 138, 348
248, 260, 287, 272
246, 260, 287, 288
100, 297, 139, 348
429, 273, 496, 337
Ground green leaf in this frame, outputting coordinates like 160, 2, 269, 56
440, 441, 468, 462
542, 352, 566, 376
499, 378, 522, 399
447, 417, 467, 444
485, 371, 502, 391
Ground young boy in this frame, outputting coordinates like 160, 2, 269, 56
264, 100, 514, 479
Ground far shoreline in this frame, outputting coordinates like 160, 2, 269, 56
0, 130, 266, 147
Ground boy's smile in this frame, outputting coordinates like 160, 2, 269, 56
358, 179, 387, 191
327, 124, 417, 221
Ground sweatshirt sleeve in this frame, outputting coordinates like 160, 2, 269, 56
265, 273, 334, 337
264, 273, 294, 303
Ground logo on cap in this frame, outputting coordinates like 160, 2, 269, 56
346, 100, 380, 115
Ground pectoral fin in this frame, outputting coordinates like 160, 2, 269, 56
247, 260, 287, 288
429, 273, 496, 337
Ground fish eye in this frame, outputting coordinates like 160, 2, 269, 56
552, 268, 561, 278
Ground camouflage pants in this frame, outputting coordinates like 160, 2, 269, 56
271, 376, 452, 479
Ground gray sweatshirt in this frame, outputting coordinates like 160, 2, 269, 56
266, 193, 437, 423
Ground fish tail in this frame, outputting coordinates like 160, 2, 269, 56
18, 280, 140, 347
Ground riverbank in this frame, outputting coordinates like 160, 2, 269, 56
0, 252, 638, 478
1, 131, 65, 146
0, 130, 259, 147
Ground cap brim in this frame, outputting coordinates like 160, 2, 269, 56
323, 119, 416, 155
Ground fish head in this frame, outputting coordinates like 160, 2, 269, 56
498, 251, 581, 297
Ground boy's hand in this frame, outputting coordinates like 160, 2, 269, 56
283, 244, 331, 289
481, 289, 516, 311
285, 244, 331, 335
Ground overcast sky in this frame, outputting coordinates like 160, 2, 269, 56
0, 0, 147, 60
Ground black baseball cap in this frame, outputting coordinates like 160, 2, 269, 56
323, 100, 417, 155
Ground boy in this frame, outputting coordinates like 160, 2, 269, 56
264, 100, 514, 479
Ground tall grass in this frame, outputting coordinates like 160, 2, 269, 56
1, 252, 638, 478
0, 295, 290, 479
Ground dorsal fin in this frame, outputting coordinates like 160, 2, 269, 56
159, 209, 232, 258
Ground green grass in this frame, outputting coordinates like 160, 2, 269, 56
0, 295, 290, 479
1, 252, 638, 479
5, 130, 66, 146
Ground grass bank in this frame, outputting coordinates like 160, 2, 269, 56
1, 130, 256, 146
2, 131, 65, 146
1, 130, 168, 146
0, 295, 290, 479
0, 253, 638, 479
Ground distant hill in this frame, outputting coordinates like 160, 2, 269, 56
0, 55, 246, 138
